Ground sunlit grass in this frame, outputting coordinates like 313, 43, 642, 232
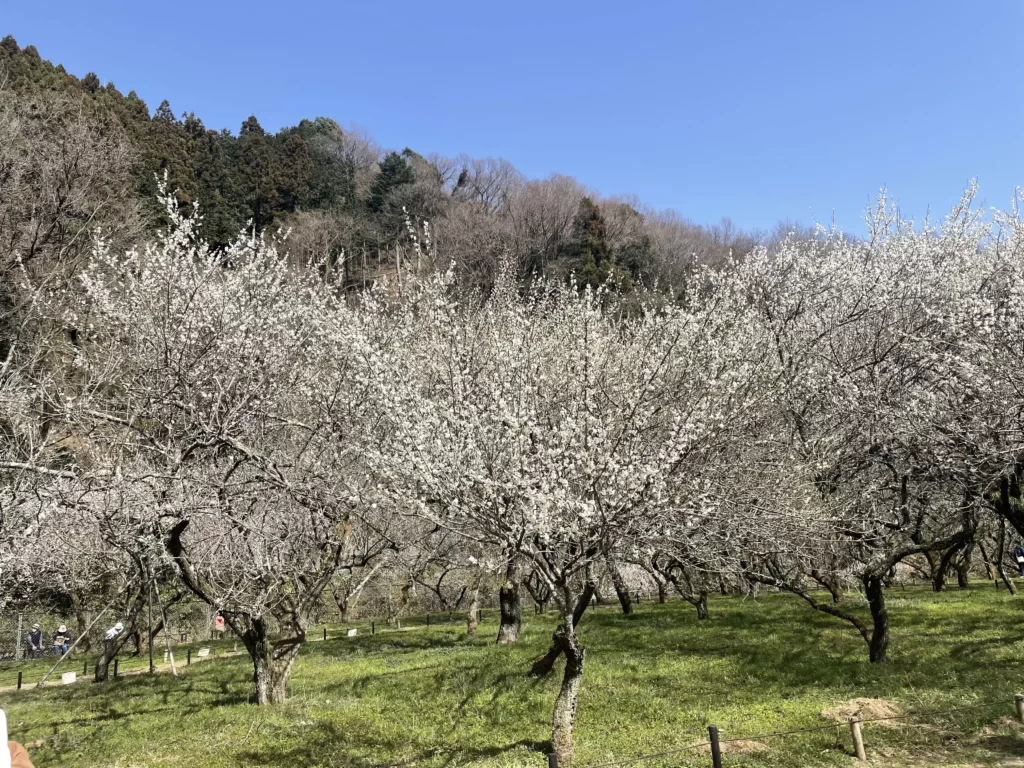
4, 584, 1024, 767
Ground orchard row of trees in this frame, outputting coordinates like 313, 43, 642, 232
1, 169, 1022, 762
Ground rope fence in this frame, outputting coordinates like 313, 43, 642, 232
0, 605, 487, 694
548, 697, 1018, 767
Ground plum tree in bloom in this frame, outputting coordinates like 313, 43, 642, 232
729, 188, 1005, 662
59, 187, 397, 703
365, 266, 770, 765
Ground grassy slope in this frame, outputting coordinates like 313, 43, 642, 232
3, 584, 1024, 767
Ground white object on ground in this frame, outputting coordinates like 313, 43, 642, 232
61, 671, 77, 685
196, 648, 210, 658
347, 628, 358, 637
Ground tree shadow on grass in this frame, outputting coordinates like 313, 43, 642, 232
236, 718, 546, 768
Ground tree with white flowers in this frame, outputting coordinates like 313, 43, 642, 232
364, 264, 771, 764
55, 188, 408, 703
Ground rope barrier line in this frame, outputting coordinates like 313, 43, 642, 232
584, 740, 707, 768
582, 698, 1012, 767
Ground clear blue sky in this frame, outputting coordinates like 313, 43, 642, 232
2, 0, 1021, 233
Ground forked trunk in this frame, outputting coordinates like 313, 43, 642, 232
956, 545, 972, 589
496, 557, 522, 645
605, 553, 633, 615
252, 650, 296, 705
695, 591, 708, 620
240, 616, 304, 704
530, 580, 595, 677
864, 574, 889, 664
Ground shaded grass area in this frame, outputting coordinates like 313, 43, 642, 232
3, 585, 1024, 767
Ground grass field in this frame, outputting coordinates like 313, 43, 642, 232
3, 584, 1024, 767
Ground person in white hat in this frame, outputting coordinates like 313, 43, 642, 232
104, 622, 124, 641
52, 625, 71, 656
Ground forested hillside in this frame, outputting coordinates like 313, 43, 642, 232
0, 34, 768, 310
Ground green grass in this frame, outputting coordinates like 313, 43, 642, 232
3, 584, 1024, 767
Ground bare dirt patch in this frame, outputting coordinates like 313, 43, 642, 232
697, 739, 768, 756
822, 698, 904, 728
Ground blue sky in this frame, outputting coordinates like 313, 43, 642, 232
2, 0, 1021, 233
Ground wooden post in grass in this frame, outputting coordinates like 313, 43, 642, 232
113, 659, 118, 678
186, 649, 191, 666
16, 671, 22, 689
546, 753, 558, 767
371, 621, 375, 635
15, 613, 23, 661
708, 725, 723, 768
1015, 694, 1024, 723
850, 719, 866, 760
83, 660, 88, 676
323, 628, 327, 641
427, 614, 430, 626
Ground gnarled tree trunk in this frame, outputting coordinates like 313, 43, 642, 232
240, 616, 304, 705
530, 576, 595, 677
496, 556, 521, 645
551, 612, 585, 767
605, 552, 633, 615
864, 574, 888, 664
695, 590, 708, 620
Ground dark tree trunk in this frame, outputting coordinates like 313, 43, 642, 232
71, 595, 92, 653
240, 617, 303, 705
94, 592, 146, 682
524, 571, 551, 615
926, 550, 946, 592
978, 542, 995, 581
657, 579, 667, 604
605, 553, 633, 615
997, 518, 1019, 594
810, 569, 843, 604
994, 473, 1024, 540
956, 544, 973, 589
864, 574, 889, 664
496, 557, 522, 645
94, 638, 120, 682
695, 591, 708, 620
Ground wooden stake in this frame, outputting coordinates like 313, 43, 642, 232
850, 719, 866, 760
1015, 694, 1024, 724
708, 725, 723, 768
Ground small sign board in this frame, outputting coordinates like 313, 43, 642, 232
61, 671, 77, 685
347, 628, 358, 637
196, 647, 210, 658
